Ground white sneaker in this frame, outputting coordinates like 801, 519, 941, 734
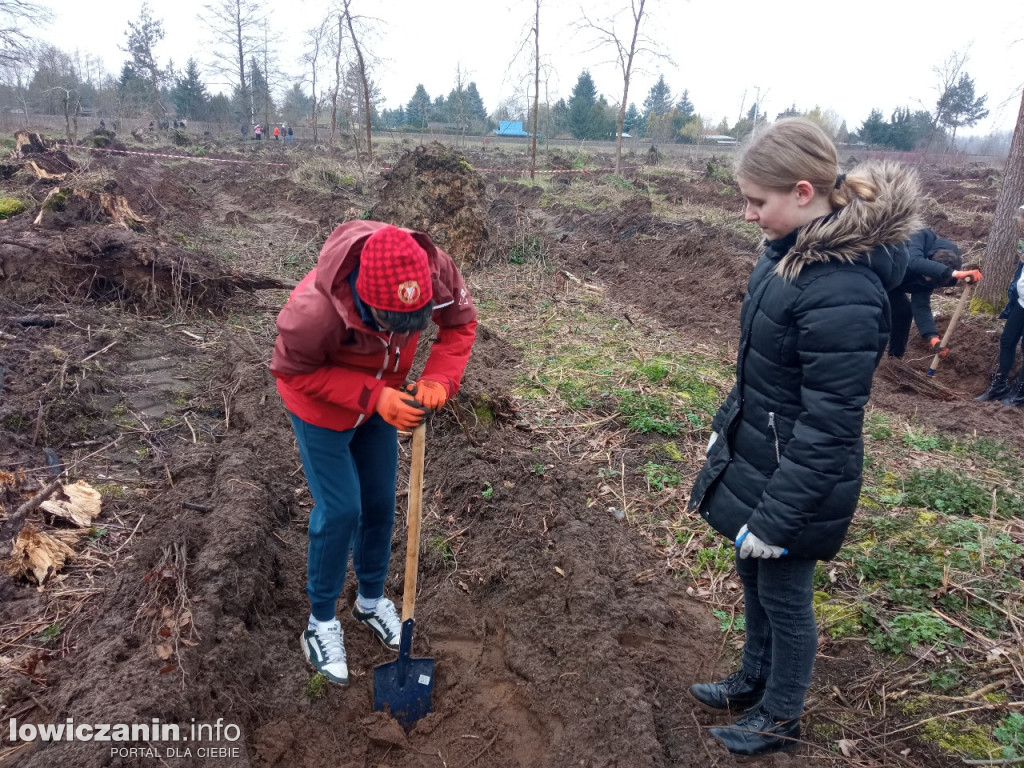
301, 619, 348, 684
351, 598, 401, 650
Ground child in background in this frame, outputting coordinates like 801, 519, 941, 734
976, 204, 1024, 406
886, 228, 980, 358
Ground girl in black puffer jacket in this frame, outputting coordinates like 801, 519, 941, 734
687, 118, 920, 757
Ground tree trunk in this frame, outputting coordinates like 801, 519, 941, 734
343, 1, 373, 164
529, 0, 540, 182
329, 14, 342, 146
978, 88, 1024, 309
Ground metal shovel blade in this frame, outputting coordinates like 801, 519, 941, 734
373, 618, 434, 730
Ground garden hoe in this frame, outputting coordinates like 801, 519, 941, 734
927, 275, 976, 377
373, 424, 434, 730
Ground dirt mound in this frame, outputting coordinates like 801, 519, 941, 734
372, 142, 489, 266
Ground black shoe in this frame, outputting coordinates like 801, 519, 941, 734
1000, 379, 1024, 407
708, 704, 800, 756
689, 670, 766, 711
976, 373, 1011, 402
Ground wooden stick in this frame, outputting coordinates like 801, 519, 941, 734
0, 475, 65, 559
401, 425, 426, 622
927, 281, 973, 377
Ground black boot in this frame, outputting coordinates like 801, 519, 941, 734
976, 373, 1011, 402
1000, 377, 1024, 407
690, 669, 766, 711
708, 703, 801, 756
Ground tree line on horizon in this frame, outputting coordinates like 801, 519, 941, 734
0, 1, 1004, 155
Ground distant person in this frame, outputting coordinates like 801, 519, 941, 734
274, 125, 280, 141
270, 222, 477, 686
287, 126, 293, 143
255, 124, 262, 140
687, 118, 919, 757
886, 228, 980, 358
976, 204, 1024, 406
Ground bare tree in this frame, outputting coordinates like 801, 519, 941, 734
0, 0, 53, 68
579, 0, 669, 174
529, 0, 540, 180
46, 86, 80, 144
978, 87, 1024, 309
339, 0, 374, 163
201, 0, 263, 122
303, 18, 331, 143
328, 13, 343, 145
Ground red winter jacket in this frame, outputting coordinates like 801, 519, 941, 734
270, 221, 477, 430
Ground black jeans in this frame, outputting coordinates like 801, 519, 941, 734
887, 290, 913, 357
735, 553, 818, 720
998, 301, 1024, 378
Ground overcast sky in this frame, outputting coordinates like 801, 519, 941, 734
38, 0, 1024, 136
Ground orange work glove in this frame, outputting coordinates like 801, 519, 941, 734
375, 387, 425, 430
410, 380, 448, 410
929, 336, 949, 358
952, 269, 982, 283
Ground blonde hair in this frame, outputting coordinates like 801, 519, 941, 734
736, 117, 878, 208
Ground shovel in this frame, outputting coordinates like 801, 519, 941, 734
927, 276, 975, 377
373, 423, 434, 729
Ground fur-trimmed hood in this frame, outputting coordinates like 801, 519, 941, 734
775, 160, 922, 287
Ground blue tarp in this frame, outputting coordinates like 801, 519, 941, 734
494, 120, 534, 137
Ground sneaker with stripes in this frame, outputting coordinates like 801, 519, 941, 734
351, 597, 401, 650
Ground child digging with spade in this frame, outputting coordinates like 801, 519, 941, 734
270, 222, 477, 685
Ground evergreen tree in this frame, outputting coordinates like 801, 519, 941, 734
117, 63, 149, 118
776, 104, 800, 120
642, 75, 672, 118
170, 58, 207, 119
936, 73, 988, 142
249, 59, 273, 123
465, 82, 487, 122
406, 84, 430, 129
623, 103, 642, 135
550, 98, 570, 137
857, 109, 889, 146
124, 3, 165, 95
432, 94, 448, 122
675, 89, 694, 120
568, 70, 599, 139
281, 83, 313, 125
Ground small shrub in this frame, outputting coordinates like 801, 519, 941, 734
642, 461, 681, 491
305, 673, 329, 700
0, 197, 27, 219
868, 611, 962, 655
712, 609, 745, 633
994, 713, 1024, 759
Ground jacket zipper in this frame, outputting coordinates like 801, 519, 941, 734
767, 411, 780, 464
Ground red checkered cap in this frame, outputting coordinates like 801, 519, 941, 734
355, 226, 433, 312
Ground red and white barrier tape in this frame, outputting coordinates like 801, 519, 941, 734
67, 145, 647, 174
68, 144, 291, 167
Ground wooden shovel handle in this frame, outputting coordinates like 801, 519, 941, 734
928, 282, 973, 375
402, 424, 426, 622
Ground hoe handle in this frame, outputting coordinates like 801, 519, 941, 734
402, 425, 426, 622
927, 281, 973, 377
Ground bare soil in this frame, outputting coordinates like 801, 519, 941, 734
0, 134, 1021, 768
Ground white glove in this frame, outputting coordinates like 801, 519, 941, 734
706, 431, 719, 454
735, 524, 787, 559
